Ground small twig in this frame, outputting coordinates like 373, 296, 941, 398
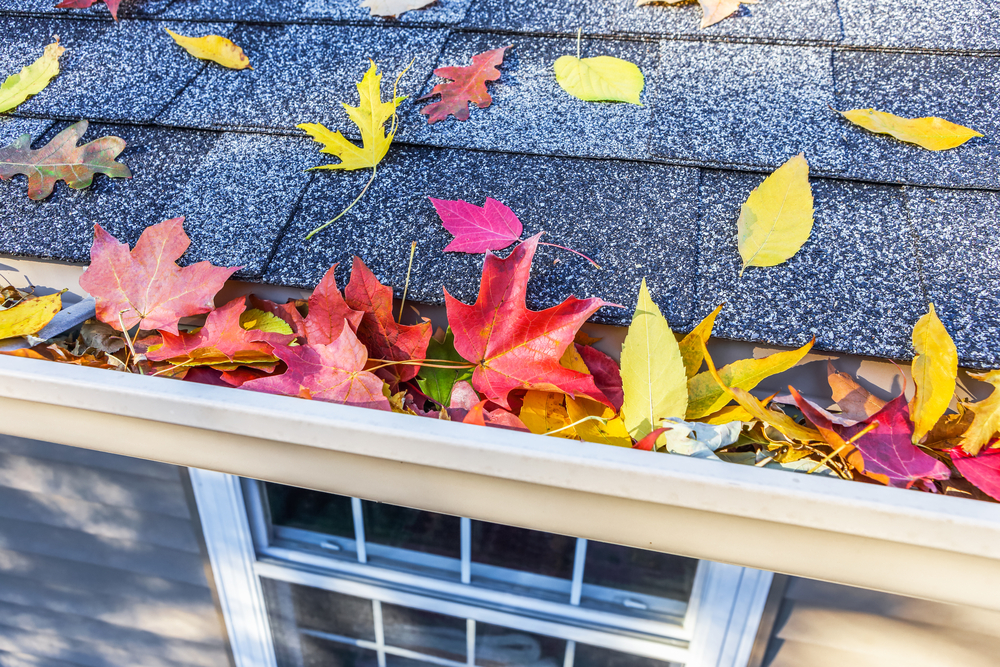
398, 241, 417, 321
117, 310, 143, 375
547, 414, 605, 436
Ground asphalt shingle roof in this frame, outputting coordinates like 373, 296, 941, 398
1, 0, 998, 367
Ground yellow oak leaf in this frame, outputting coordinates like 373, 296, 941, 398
566, 396, 631, 447
839, 108, 983, 151
960, 370, 1000, 455
359, 0, 435, 16
554, 55, 644, 105
678, 303, 723, 379
520, 391, 577, 439
909, 303, 957, 443
165, 29, 251, 70
298, 61, 406, 172
0, 37, 65, 114
737, 153, 814, 276
620, 279, 687, 440
686, 339, 814, 419
0, 292, 62, 340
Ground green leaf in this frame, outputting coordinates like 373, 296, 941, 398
620, 279, 687, 440
417, 328, 472, 406
686, 339, 814, 419
737, 153, 814, 276
553, 55, 644, 105
0, 38, 65, 114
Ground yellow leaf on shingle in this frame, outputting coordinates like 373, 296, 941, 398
0, 37, 65, 114
839, 108, 983, 151
165, 29, 251, 70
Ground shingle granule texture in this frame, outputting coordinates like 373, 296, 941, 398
909, 189, 1000, 369
399, 32, 659, 161
2, 0, 999, 367
264, 146, 701, 328
0, 17, 233, 123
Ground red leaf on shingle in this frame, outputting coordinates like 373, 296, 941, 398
241, 327, 390, 411
445, 234, 615, 409
418, 46, 509, 124
79, 218, 238, 334
344, 257, 431, 385
55, 0, 121, 21
430, 197, 523, 253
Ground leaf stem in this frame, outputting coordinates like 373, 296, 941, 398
305, 165, 378, 240
576, 28, 582, 59
398, 241, 417, 322
547, 414, 606, 436
117, 310, 143, 375
538, 241, 602, 269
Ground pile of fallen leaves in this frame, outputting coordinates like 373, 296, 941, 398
1, 218, 997, 504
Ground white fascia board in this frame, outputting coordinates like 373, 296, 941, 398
1, 353, 999, 612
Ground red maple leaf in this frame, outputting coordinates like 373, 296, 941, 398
445, 234, 615, 409
147, 297, 293, 366
55, 0, 122, 20
241, 327, 390, 411
430, 197, 523, 253
344, 257, 431, 384
950, 447, 1000, 502
418, 46, 509, 124
79, 218, 238, 334
304, 264, 364, 344
577, 344, 624, 411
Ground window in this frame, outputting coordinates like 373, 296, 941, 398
189, 470, 774, 667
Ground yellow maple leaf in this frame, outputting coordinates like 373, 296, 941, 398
909, 303, 958, 443
520, 391, 578, 439
566, 396, 632, 447
960, 370, 1000, 455
298, 61, 406, 172
839, 108, 983, 151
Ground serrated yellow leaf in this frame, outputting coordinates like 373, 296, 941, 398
554, 55, 644, 105
0, 37, 65, 114
298, 61, 405, 171
239, 308, 293, 335
840, 108, 983, 151
0, 292, 61, 340
686, 339, 814, 419
520, 391, 577, 439
621, 279, 687, 440
910, 303, 957, 443
960, 370, 1000, 455
165, 29, 251, 70
566, 396, 631, 447
737, 153, 814, 276
678, 303, 723, 379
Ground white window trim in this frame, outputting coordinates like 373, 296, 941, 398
191, 469, 773, 667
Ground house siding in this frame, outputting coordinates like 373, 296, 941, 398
0, 434, 231, 667
759, 577, 1000, 667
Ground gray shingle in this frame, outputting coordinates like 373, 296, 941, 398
839, 0, 1000, 53
398, 31, 658, 161
157, 24, 449, 133
0, 17, 233, 123
648, 41, 841, 173
0, 124, 313, 278
263, 146, 701, 328
908, 188, 1000, 368
832, 50, 999, 189
157, 0, 472, 24
464, 0, 842, 43
0, 0, 173, 19
695, 171, 923, 360
0, 117, 52, 146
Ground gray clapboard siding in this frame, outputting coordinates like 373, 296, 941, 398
0, 435, 179, 481
762, 577, 1000, 667
0, 435, 231, 667
0, 451, 190, 518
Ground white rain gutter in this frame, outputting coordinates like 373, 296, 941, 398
1, 353, 999, 612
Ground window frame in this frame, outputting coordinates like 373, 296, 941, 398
190, 469, 774, 667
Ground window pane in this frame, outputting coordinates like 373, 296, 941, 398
583, 541, 698, 602
573, 643, 680, 667
362, 500, 461, 559
299, 635, 379, 667
476, 621, 565, 667
261, 578, 375, 641
381, 603, 467, 663
472, 520, 576, 580
266, 483, 354, 538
